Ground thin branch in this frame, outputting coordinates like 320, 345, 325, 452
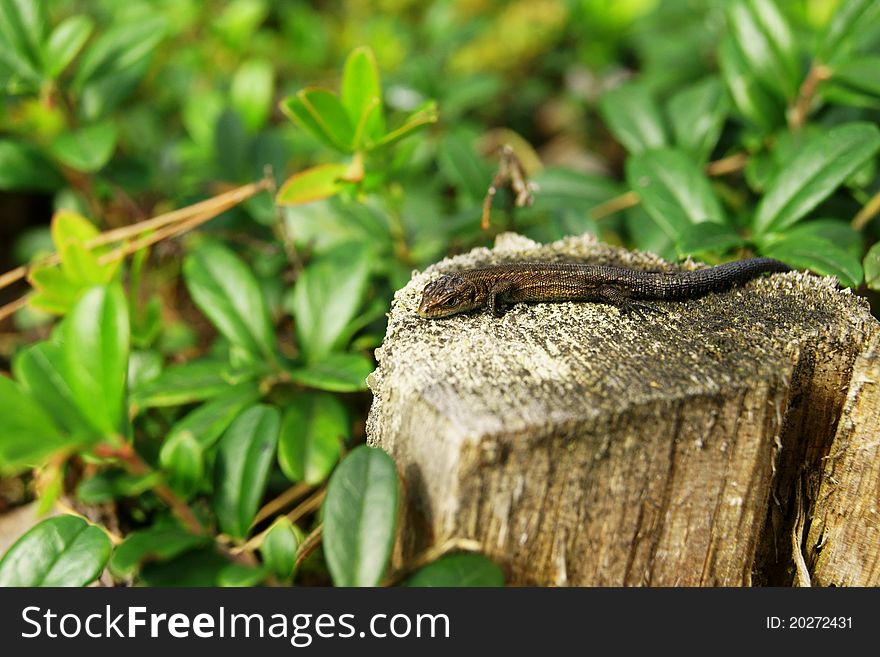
789, 63, 832, 132
0, 294, 32, 323
295, 524, 323, 570
852, 189, 880, 231
287, 488, 326, 525
0, 179, 271, 293
590, 191, 640, 220
705, 152, 749, 176
253, 482, 313, 527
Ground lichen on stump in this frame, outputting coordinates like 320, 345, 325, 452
366, 233, 880, 586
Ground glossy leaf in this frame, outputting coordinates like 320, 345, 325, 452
865, 242, 880, 291
0, 374, 70, 474
73, 16, 168, 119
159, 432, 204, 499
276, 163, 350, 206
405, 553, 505, 587
0, 0, 48, 84
280, 87, 354, 152
278, 392, 347, 484
183, 241, 277, 362
676, 222, 746, 256
726, 0, 800, 100
260, 517, 301, 580
163, 381, 261, 449
817, 0, 880, 65
217, 563, 266, 587
0, 515, 111, 586
667, 77, 730, 162
718, 35, 784, 132
759, 219, 863, 259
213, 404, 280, 540
830, 56, 880, 97
598, 82, 668, 155
62, 284, 130, 436
323, 445, 399, 587
49, 121, 118, 173
437, 131, 494, 202
13, 341, 91, 434
753, 122, 880, 234
342, 46, 384, 147
109, 525, 208, 578
373, 100, 438, 149
290, 242, 370, 361
288, 352, 373, 392
529, 168, 620, 212
131, 360, 259, 409
761, 234, 863, 288
0, 140, 63, 190
45, 15, 94, 78
231, 58, 274, 132
626, 148, 726, 246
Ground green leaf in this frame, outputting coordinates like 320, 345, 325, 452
290, 242, 370, 361
13, 341, 91, 434
213, 404, 280, 541
760, 234, 863, 288
288, 352, 373, 392
260, 517, 301, 580
598, 82, 668, 155
760, 219, 863, 259
667, 77, 730, 162
829, 56, 880, 97
231, 58, 274, 132
48, 122, 118, 172
280, 88, 354, 153
109, 525, 208, 578
45, 14, 94, 78
405, 553, 505, 587
0, 515, 111, 586
131, 360, 259, 409
0, 373, 71, 474
530, 168, 621, 213
0, 140, 63, 191
817, 0, 880, 65
373, 100, 437, 149
437, 131, 494, 202
72, 16, 168, 119
323, 445, 399, 587
217, 563, 266, 587
0, 0, 48, 85
718, 34, 785, 132
753, 122, 880, 234
278, 392, 347, 484
159, 432, 204, 499
127, 348, 163, 391
62, 284, 130, 436
726, 0, 800, 101
342, 46, 384, 147
864, 242, 880, 291
276, 163, 350, 206
163, 381, 261, 449
183, 241, 278, 363
626, 148, 726, 245
676, 222, 746, 256
139, 547, 230, 586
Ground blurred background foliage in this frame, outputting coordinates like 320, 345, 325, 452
1, 0, 879, 587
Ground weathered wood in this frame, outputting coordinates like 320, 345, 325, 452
366, 233, 880, 586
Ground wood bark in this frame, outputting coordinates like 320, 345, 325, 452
367, 233, 880, 586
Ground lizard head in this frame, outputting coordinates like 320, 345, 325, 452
418, 273, 480, 318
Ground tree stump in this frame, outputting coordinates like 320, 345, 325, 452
366, 233, 880, 586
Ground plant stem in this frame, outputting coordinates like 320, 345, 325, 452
789, 63, 832, 132
852, 189, 880, 231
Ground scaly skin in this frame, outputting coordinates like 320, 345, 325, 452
417, 258, 792, 318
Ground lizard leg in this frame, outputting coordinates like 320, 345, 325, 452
598, 285, 666, 319
488, 281, 515, 316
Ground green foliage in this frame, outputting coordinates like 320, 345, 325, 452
1, 0, 879, 589
323, 445, 399, 587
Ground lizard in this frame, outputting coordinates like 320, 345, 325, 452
417, 257, 792, 319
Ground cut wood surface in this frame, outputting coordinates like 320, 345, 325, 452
366, 233, 880, 586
